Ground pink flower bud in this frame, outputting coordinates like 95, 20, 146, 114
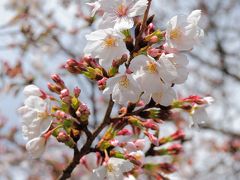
60, 89, 70, 98
134, 139, 145, 150
144, 131, 159, 146
149, 35, 159, 43
171, 129, 185, 141
51, 74, 65, 88
57, 132, 69, 142
167, 144, 183, 155
47, 83, 61, 94
117, 129, 132, 136
55, 110, 67, 119
97, 77, 107, 90
110, 139, 119, 146
74, 87, 81, 97
148, 48, 161, 57
142, 119, 159, 130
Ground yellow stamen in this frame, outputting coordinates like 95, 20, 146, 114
119, 75, 129, 88
145, 61, 158, 74
170, 28, 182, 40
117, 4, 127, 17
104, 36, 117, 47
107, 164, 115, 172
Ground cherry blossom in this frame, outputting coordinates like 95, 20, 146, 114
93, 157, 134, 180
158, 53, 189, 84
26, 136, 47, 159
99, 0, 148, 30
86, 0, 101, 17
23, 84, 43, 97
84, 28, 129, 70
165, 10, 204, 51
103, 73, 141, 105
18, 95, 51, 141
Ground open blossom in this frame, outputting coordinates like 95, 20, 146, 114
84, 28, 129, 70
158, 53, 189, 84
103, 73, 141, 105
23, 84, 43, 97
190, 96, 213, 127
26, 136, 47, 159
99, 0, 148, 30
18, 95, 51, 141
93, 157, 134, 180
165, 10, 204, 51
129, 55, 176, 105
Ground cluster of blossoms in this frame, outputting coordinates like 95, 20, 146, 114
17, 0, 213, 179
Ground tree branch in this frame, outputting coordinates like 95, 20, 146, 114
58, 97, 114, 180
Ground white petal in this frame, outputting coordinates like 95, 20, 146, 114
26, 137, 46, 159
128, 0, 148, 17
23, 85, 42, 97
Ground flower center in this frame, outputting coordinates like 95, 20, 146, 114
146, 61, 158, 74
117, 4, 128, 17
104, 36, 117, 47
37, 111, 48, 119
119, 75, 129, 88
107, 164, 115, 172
170, 27, 182, 40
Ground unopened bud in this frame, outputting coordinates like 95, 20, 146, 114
117, 129, 132, 136
51, 74, 65, 88
57, 132, 70, 142
171, 129, 185, 141
142, 119, 159, 130
144, 131, 159, 146
74, 87, 81, 97
60, 89, 70, 99
98, 77, 108, 90
47, 83, 61, 94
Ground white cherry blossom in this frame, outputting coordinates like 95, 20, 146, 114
190, 96, 214, 127
165, 10, 204, 51
99, 0, 148, 30
93, 157, 134, 180
23, 84, 42, 97
158, 53, 189, 84
26, 136, 46, 159
84, 28, 129, 70
18, 95, 51, 141
103, 73, 141, 105
129, 55, 177, 106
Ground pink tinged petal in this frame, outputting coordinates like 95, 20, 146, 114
26, 137, 46, 159
23, 85, 42, 97
85, 153, 99, 170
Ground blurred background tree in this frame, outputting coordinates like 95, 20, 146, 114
0, 0, 239, 179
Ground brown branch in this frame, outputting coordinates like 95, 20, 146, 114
58, 97, 114, 180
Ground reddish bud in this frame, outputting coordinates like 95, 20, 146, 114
57, 132, 70, 142
117, 129, 132, 136
60, 89, 70, 99
47, 83, 61, 94
144, 131, 159, 146
171, 129, 185, 141
167, 144, 183, 155
142, 119, 159, 130
51, 74, 65, 88
97, 77, 108, 90
74, 87, 81, 97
